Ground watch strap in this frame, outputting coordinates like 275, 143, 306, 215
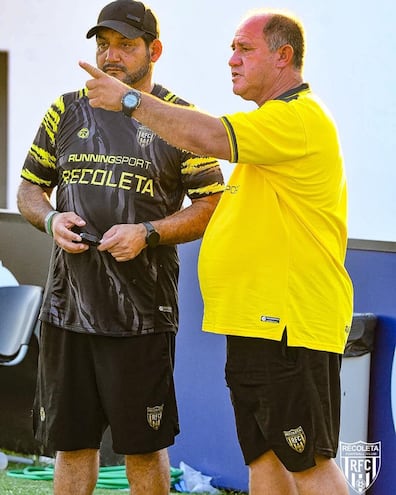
142, 221, 160, 248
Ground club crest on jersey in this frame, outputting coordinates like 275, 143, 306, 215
147, 404, 164, 430
77, 127, 90, 139
137, 125, 155, 147
283, 426, 306, 453
340, 441, 381, 493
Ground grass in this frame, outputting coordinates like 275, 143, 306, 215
0, 452, 247, 494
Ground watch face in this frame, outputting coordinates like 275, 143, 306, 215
143, 222, 160, 248
124, 93, 139, 108
147, 230, 160, 248
122, 90, 141, 117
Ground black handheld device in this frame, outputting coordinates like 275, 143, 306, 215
72, 227, 101, 247
79, 232, 101, 246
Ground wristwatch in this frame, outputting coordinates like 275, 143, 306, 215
121, 89, 142, 117
143, 222, 160, 248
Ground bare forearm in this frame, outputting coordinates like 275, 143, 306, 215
17, 179, 54, 232
135, 94, 230, 160
152, 194, 221, 245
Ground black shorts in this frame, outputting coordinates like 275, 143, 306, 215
225, 330, 342, 472
33, 322, 179, 455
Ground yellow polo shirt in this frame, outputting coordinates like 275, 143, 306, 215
198, 85, 353, 353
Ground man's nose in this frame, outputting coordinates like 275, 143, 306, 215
229, 51, 240, 67
105, 46, 121, 61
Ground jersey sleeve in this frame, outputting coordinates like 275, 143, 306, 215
221, 100, 307, 165
21, 89, 85, 188
180, 152, 225, 200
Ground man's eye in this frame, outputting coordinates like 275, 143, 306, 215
122, 43, 134, 51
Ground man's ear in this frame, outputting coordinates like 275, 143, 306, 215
276, 44, 294, 68
150, 39, 163, 62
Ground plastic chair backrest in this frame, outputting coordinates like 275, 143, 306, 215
0, 285, 43, 366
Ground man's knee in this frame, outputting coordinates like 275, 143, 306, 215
56, 448, 99, 463
293, 456, 349, 495
54, 449, 99, 495
125, 449, 170, 495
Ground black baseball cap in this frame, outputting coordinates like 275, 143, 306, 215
86, 0, 159, 40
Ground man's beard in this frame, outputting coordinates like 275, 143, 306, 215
103, 53, 151, 86
123, 59, 150, 86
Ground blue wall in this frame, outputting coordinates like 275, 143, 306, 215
169, 243, 396, 492
169, 240, 247, 490
345, 249, 396, 495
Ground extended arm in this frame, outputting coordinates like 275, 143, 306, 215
79, 61, 232, 161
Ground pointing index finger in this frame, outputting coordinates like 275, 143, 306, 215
79, 60, 103, 79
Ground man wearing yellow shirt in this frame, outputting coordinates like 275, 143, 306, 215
81, 8, 353, 495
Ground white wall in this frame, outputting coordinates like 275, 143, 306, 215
2, 0, 395, 241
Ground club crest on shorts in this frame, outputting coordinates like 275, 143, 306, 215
147, 404, 164, 430
340, 441, 381, 493
137, 125, 155, 147
283, 426, 306, 453
39, 406, 46, 422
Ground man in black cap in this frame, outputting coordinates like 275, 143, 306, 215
17, 1, 224, 494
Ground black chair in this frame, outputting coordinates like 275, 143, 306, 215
0, 285, 43, 367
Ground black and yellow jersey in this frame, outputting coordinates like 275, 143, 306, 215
21, 84, 224, 336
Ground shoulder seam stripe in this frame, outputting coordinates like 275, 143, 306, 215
221, 117, 238, 163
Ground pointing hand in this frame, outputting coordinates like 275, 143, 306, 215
79, 60, 129, 112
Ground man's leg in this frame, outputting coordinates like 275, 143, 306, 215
249, 450, 299, 495
125, 448, 170, 495
293, 455, 349, 495
54, 449, 99, 495
249, 451, 349, 495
